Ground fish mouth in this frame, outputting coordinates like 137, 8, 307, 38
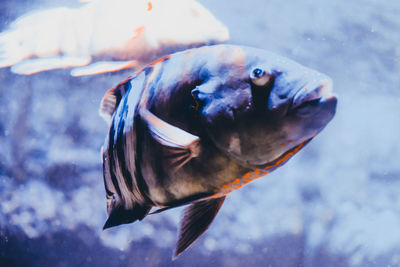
289, 79, 337, 116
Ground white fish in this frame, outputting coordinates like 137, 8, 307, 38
0, 0, 229, 76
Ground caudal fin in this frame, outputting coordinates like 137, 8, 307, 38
103, 202, 151, 229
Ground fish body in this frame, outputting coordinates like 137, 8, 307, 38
100, 44, 337, 257
0, 0, 229, 75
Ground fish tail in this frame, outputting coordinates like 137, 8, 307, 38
102, 145, 152, 230
103, 196, 151, 229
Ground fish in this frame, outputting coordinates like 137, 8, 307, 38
99, 44, 337, 258
0, 0, 229, 76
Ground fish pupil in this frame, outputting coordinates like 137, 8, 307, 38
253, 68, 264, 78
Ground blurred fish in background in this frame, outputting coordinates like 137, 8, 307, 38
0, 0, 229, 76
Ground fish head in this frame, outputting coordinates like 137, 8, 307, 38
191, 46, 337, 168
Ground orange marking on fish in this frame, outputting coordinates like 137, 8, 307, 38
147, 1, 152, 11
132, 26, 145, 40
242, 178, 251, 184
289, 140, 293, 144
281, 143, 286, 147
104, 88, 113, 97
150, 55, 171, 66
264, 141, 307, 171
103, 74, 132, 98
222, 184, 230, 190
214, 171, 265, 197
243, 172, 251, 178
212, 140, 310, 198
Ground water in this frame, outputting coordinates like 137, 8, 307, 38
1, 0, 400, 266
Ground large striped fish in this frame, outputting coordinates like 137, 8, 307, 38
0, 0, 228, 76
100, 44, 337, 257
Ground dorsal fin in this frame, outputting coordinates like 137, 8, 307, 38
99, 77, 133, 124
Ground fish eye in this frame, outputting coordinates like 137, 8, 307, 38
250, 68, 271, 86
252, 68, 264, 78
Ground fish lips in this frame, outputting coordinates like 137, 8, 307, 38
290, 79, 338, 118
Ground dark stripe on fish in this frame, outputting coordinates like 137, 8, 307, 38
102, 152, 114, 197
107, 120, 122, 198
115, 93, 134, 192
113, 78, 132, 105
134, 115, 152, 204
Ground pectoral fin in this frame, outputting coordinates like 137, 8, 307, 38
140, 109, 201, 172
174, 197, 226, 258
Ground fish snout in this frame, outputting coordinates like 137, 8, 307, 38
213, 25, 230, 43
290, 78, 334, 116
